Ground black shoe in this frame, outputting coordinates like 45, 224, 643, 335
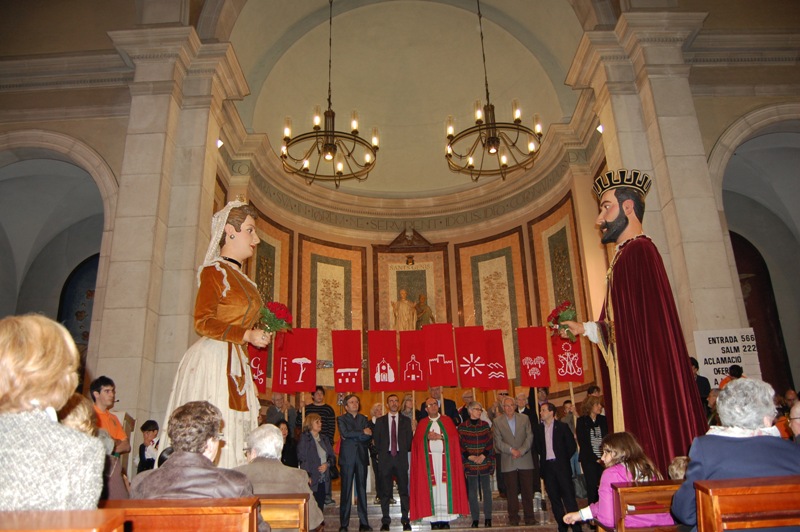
402, 522, 412, 531
471, 520, 478, 528
339, 528, 348, 532
380, 525, 390, 531
430, 524, 441, 530
359, 525, 373, 532
525, 517, 538, 525
441, 524, 450, 530
484, 520, 492, 528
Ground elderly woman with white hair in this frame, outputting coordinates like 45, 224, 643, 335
235, 424, 325, 532
671, 378, 800, 529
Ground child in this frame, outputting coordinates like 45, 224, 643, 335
136, 419, 159, 473
563, 432, 674, 529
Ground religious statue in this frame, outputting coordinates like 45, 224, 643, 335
391, 289, 417, 331
415, 294, 435, 330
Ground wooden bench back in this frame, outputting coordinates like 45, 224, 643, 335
0, 509, 126, 531
695, 475, 800, 531
256, 493, 310, 532
593, 479, 682, 532
100, 497, 259, 532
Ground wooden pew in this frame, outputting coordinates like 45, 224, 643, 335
100, 497, 259, 531
0, 509, 126, 532
695, 475, 800, 531
595, 479, 682, 532
256, 493, 310, 532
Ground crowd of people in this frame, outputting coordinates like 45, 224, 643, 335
3, 197, 800, 532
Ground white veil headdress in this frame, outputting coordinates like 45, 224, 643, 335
197, 199, 248, 289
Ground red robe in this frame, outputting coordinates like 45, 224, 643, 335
598, 236, 707, 473
409, 415, 469, 521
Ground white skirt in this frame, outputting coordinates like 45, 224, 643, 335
162, 336, 259, 469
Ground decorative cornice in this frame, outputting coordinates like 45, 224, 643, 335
0, 52, 133, 93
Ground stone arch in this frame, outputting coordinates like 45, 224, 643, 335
707, 102, 800, 211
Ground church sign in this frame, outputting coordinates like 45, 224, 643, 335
693, 328, 761, 387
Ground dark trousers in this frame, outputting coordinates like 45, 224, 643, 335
340, 457, 369, 527
466, 474, 492, 521
312, 481, 326, 512
542, 460, 581, 532
378, 452, 409, 525
496, 466, 506, 494
505, 468, 535, 523
581, 457, 603, 504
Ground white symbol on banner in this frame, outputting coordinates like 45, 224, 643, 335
556, 342, 583, 377
404, 354, 423, 382
374, 358, 396, 383
459, 353, 485, 377
278, 357, 288, 386
336, 368, 360, 385
487, 362, 506, 379
250, 356, 265, 385
522, 355, 546, 377
428, 353, 455, 374
292, 357, 312, 382
529, 367, 541, 378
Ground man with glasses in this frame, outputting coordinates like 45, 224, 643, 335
410, 397, 468, 529
494, 396, 537, 526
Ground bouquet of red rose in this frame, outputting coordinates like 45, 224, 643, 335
259, 302, 293, 333
547, 300, 577, 342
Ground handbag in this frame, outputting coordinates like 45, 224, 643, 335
329, 457, 340, 480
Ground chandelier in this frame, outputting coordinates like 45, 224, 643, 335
280, 0, 379, 188
445, 0, 543, 182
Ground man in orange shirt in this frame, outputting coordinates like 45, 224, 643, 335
90, 376, 131, 455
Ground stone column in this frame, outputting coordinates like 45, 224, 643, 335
91, 27, 249, 429
567, 12, 745, 353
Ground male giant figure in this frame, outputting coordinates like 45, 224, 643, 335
372, 394, 412, 531
562, 169, 706, 472
410, 397, 468, 530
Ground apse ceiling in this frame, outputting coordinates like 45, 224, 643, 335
229, 0, 584, 198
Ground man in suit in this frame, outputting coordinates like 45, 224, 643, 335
534, 402, 582, 532
372, 393, 413, 531
516, 391, 542, 501
494, 396, 537, 526
337, 394, 373, 532
418, 385, 461, 426
234, 424, 325, 531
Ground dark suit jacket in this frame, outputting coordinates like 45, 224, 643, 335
418, 398, 461, 426
516, 405, 538, 430
671, 434, 800, 527
372, 412, 412, 464
534, 419, 575, 476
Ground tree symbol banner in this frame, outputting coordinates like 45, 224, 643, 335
517, 326, 550, 388
368, 330, 399, 392
272, 328, 317, 393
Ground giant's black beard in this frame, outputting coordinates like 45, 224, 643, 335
600, 208, 629, 244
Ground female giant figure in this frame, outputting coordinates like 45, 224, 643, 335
163, 200, 272, 468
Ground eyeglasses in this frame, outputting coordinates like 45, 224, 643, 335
471, 408, 483, 412
216, 432, 225, 441
243, 447, 251, 456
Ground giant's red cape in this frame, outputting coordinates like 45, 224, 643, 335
409, 415, 469, 521
599, 235, 707, 473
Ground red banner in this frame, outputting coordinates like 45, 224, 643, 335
454, 326, 488, 388
424, 323, 458, 387
483, 329, 509, 390
248, 344, 268, 394
399, 330, 427, 390
332, 330, 363, 392
368, 330, 399, 392
517, 326, 550, 387
551, 335, 584, 383
272, 328, 317, 393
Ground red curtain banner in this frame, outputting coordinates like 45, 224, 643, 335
454, 326, 488, 388
424, 323, 458, 387
272, 328, 318, 393
551, 335, 584, 383
368, 330, 399, 392
333, 329, 363, 392
399, 329, 428, 390
248, 344, 268, 394
482, 329, 509, 390
517, 326, 551, 387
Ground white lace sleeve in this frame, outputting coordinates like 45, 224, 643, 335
583, 321, 600, 344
